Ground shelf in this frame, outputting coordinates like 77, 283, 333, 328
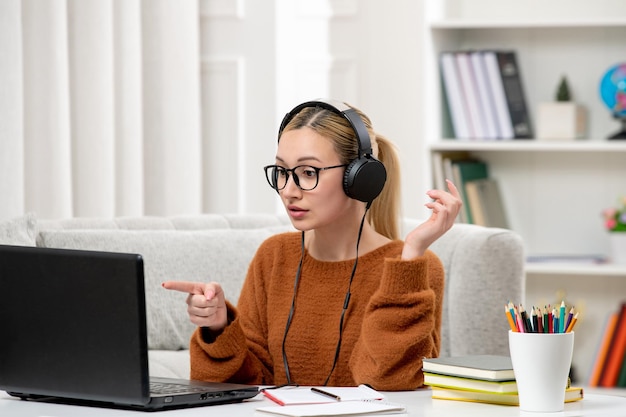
429, 19, 626, 30
429, 141, 626, 153
423, 0, 626, 389
525, 262, 626, 277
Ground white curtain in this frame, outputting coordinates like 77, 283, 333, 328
0, 0, 202, 220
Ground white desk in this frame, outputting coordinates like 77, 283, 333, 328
2, 389, 626, 416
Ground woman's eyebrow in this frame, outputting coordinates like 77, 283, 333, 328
274, 156, 324, 165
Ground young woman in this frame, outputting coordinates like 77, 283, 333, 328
163, 99, 461, 390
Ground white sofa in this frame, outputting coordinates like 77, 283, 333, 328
0, 213, 525, 380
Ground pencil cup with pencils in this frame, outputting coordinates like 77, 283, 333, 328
508, 331, 575, 412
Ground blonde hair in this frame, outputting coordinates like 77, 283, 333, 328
279, 103, 402, 240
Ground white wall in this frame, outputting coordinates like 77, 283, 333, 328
227, 0, 427, 217
1, 0, 426, 220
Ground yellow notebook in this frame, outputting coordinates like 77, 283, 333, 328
431, 386, 584, 406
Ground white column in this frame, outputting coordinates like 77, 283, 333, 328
113, 0, 144, 216
142, 0, 202, 215
67, 0, 116, 217
22, 0, 73, 219
0, 0, 24, 220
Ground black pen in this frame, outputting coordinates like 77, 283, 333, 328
311, 387, 341, 401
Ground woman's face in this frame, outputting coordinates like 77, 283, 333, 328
275, 128, 356, 231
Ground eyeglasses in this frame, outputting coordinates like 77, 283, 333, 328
264, 164, 348, 191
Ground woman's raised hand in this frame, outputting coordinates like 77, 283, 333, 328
402, 179, 463, 260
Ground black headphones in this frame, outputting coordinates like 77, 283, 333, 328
278, 99, 387, 204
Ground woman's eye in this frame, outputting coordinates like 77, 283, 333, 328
302, 168, 316, 178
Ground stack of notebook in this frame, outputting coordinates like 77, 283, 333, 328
422, 355, 583, 406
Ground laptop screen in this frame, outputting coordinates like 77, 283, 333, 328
0, 245, 151, 405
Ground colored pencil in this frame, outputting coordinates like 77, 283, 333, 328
506, 304, 518, 332
559, 301, 566, 333
566, 312, 579, 333
564, 307, 575, 331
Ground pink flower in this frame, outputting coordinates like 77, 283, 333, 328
603, 196, 626, 232
606, 218, 617, 230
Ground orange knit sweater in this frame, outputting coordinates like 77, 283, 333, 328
189, 232, 444, 390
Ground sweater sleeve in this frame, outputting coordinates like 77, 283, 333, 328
349, 250, 444, 391
188, 300, 272, 384
188, 247, 277, 385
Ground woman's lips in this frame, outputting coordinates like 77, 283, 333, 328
288, 205, 308, 219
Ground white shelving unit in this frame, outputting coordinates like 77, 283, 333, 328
422, 0, 626, 384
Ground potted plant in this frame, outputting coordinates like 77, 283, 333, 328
602, 196, 626, 264
536, 76, 587, 140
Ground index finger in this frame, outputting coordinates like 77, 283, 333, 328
162, 281, 207, 295
445, 179, 461, 199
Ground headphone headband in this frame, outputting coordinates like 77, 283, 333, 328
276, 99, 386, 203
278, 99, 373, 157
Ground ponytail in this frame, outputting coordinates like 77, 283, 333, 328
367, 134, 401, 240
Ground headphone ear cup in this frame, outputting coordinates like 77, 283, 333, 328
343, 157, 387, 203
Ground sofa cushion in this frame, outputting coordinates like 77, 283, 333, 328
37, 227, 290, 350
0, 213, 37, 246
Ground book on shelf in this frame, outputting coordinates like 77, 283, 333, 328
440, 49, 532, 140
424, 372, 517, 394
431, 150, 470, 192
599, 303, 626, 388
482, 50, 514, 139
455, 51, 486, 139
588, 311, 619, 387
422, 355, 515, 382
440, 52, 471, 140
470, 51, 499, 139
430, 386, 584, 406
465, 178, 509, 229
449, 159, 489, 224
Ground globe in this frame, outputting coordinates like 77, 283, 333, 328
599, 62, 626, 139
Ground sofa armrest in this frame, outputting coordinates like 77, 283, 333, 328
402, 220, 525, 358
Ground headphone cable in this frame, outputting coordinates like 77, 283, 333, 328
281, 206, 370, 386
282, 230, 305, 385
322, 206, 368, 386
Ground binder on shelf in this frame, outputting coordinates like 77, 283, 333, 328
440, 52, 471, 140
493, 50, 533, 139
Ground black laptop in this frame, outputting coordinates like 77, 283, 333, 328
0, 244, 259, 411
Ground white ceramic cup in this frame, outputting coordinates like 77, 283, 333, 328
508, 330, 574, 412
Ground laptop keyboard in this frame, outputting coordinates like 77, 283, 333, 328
150, 381, 211, 395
